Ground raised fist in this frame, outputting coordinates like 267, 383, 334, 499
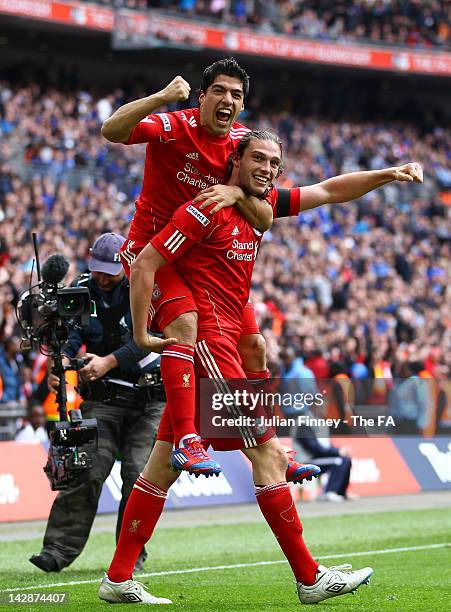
161, 76, 191, 105
393, 162, 423, 183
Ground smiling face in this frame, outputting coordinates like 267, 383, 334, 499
232, 138, 282, 196
199, 75, 245, 137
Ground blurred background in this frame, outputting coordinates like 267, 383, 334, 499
0, 0, 450, 519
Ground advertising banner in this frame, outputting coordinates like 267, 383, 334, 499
394, 437, 451, 490
331, 437, 421, 497
1, 1, 450, 77
0, 442, 56, 522
99, 449, 255, 514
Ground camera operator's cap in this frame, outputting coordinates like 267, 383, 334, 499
89, 233, 126, 275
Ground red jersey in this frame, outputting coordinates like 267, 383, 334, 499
152, 201, 262, 343
151, 187, 301, 343
126, 107, 249, 241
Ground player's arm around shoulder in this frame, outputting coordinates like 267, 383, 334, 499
101, 76, 191, 144
193, 185, 273, 232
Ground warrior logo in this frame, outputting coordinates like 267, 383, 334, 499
129, 519, 141, 533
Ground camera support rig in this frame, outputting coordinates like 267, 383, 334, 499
17, 234, 98, 491
43, 325, 99, 491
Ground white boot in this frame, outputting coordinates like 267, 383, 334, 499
98, 573, 172, 604
297, 563, 373, 604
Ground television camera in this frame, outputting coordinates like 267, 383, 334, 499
17, 236, 98, 490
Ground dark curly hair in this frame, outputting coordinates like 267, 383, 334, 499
200, 57, 250, 100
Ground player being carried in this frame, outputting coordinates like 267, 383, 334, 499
102, 57, 317, 482
98, 129, 423, 606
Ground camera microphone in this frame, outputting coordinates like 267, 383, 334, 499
41, 254, 70, 285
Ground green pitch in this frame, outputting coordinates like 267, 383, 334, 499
0, 507, 450, 611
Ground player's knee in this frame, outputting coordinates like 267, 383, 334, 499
238, 333, 267, 371
164, 311, 198, 346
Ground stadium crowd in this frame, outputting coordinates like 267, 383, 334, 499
0, 78, 449, 407
95, 0, 451, 49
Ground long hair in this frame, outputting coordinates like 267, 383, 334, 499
225, 129, 283, 181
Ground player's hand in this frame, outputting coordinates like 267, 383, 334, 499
160, 76, 190, 105
193, 185, 244, 214
134, 334, 178, 353
79, 353, 116, 382
392, 162, 423, 183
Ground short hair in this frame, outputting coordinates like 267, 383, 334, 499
226, 129, 283, 179
200, 57, 250, 99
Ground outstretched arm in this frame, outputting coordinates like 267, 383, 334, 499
298, 163, 423, 211
101, 76, 190, 143
193, 185, 273, 232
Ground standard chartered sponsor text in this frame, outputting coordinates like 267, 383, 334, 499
177, 162, 221, 189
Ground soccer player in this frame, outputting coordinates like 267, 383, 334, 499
98, 131, 422, 605
101, 58, 312, 481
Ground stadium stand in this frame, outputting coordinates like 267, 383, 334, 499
0, 73, 449, 427
88, 0, 451, 49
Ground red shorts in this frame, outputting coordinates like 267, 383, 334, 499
121, 238, 197, 331
121, 238, 261, 336
157, 335, 274, 451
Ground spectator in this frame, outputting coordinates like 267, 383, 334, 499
388, 361, 429, 434
279, 347, 318, 406
0, 75, 449, 413
15, 399, 49, 444
0, 337, 23, 403
140, 0, 451, 49
295, 424, 355, 503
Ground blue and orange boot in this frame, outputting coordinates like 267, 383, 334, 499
171, 436, 222, 478
286, 450, 321, 484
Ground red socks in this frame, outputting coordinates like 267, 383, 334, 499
161, 344, 197, 446
108, 476, 167, 583
244, 369, 270, 382
256, 482, 318, 585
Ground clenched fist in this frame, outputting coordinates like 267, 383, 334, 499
160, 76, 191, 105
393, 162, 423, 183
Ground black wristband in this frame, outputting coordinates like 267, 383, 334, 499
275, 189, 291, 218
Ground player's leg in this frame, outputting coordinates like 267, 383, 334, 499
117, 399, 165, 571
243, 437, 320, 584
122, 240, 220, 476
237, 301, 267, 378
100, 438, 177, 604
238, 304, 320, 484
243, 438, 373, 604
122, 240, 199, 447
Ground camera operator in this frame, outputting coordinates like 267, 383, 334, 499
30, 233, 165, 573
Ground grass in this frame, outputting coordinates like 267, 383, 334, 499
0, 508, 450, 610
